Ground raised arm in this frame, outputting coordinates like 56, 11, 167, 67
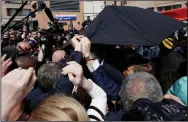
62, 61, 107, 121
79, 36, 121, 101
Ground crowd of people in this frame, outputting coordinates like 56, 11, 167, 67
1, 15, 188, 121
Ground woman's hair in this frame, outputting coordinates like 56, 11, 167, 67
29, 94, 88, 121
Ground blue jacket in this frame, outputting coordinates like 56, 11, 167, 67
91, 64, 121, 101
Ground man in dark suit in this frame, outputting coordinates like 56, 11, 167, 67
82, 16, 92, 29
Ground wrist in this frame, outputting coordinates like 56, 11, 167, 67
75, 46, 81, 52
1, 111, 9, 120
1, 104, 12, 120
80, 77, 87, 88
81, 77, 93, 92
85, 53, 96, 62
84, 52, 91, 59
1, 95, 16, 120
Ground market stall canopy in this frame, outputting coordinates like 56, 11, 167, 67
160, 7, 187, 21
84, 6, 186, 46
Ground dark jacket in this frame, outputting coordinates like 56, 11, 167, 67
106, 101, 125, 121
25, 51, 83, 113
91, 64, 121, 101
24, 86, 48, 113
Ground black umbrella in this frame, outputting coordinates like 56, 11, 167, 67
83, 6, 186, 46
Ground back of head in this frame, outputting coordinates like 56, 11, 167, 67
15, 56, 38, 69
120, 72, 163, 112
161, 52, 184, 72
16, 42, 32, 53
52, 50, 66, 62
37, 62, 62, 91
124, 64, 153, 77
133, 65, 152, 73
29, 94, 88, 121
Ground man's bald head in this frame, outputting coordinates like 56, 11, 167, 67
52, 50, 66, 62
16, 42, 31, 53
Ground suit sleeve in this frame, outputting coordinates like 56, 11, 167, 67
86, 59, 120, 100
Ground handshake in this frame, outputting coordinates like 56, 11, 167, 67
70, 35, 91, 59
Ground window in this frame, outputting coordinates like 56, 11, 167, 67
113, 1, 117, 6
7, 8, 31, 16
172, 4, 181, 9
157, 7, 164, 12
157, 4, 182, 12
5, 1, 31, 4
5, 1, 24, 4
121, 1, 127, 6
164, 6, 171, 11
22, 9, 31, 16
147, 7, 154, 11
50, 1, 80, 12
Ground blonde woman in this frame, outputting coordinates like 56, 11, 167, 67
29, 61, 107, 121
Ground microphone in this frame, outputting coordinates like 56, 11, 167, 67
37, 0, 55, 22
31, 13, 36, 18
37, 0, 46, 11
28, 10, 38, 17
44, 7, 55, 22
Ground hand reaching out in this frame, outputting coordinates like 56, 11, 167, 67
62, 61, 84, 86
70, 35, 91, 58
164, 94, 185, 106
71, 35, 83, 51
79, 36, 91, 58
1, 54, 12, 77
1, 67, 37, 120
62, 61, 93, 93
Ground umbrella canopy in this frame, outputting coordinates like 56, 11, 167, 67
160, 7, 187, 21
83, 6, 186, 46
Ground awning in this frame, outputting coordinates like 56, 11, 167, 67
160, 7, 187, 21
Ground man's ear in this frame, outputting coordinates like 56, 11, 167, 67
143, 63, 152, 72
128, 65, 134, 71
123, 65, 134, 76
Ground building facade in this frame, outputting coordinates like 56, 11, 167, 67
32, 0, 84, 29
1, 1, 37, 26
1, 0, 84, 29
105, 1, 187, 12
83, 1, 105, 20
2, 1, 187, 29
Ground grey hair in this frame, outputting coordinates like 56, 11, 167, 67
133, 65, 146, 72
37, 62, 62, 91
120, 72, 163, 112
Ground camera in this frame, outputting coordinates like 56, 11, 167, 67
127, 98, 188, 121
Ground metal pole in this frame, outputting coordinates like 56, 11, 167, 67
1, 1, 28, 32
31, 17, 33, 30
3, 9, 38, 34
